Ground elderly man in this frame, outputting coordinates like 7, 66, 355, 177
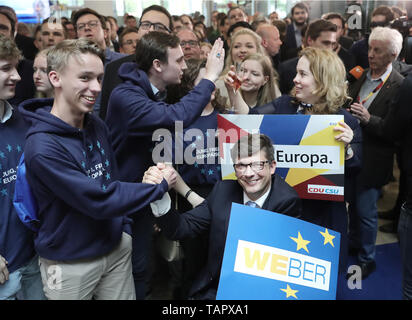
177, 28, 201, 60
347, 27, 404, 279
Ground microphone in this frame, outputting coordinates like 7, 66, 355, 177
347, 65, 364, 83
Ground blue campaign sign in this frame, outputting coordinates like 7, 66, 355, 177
216, 203, 340, 300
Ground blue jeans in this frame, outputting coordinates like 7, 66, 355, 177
349, 187, 380, 263
0, 255, 46, 300
398, 202, 412, 300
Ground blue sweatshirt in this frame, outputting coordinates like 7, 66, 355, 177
177, 110, 221, 186
0, 104, 35, 273
19, 98, 169, 261
106, 62, 216, 183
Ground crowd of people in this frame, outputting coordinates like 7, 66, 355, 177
0, 2, 411, 300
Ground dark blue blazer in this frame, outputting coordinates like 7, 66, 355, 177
283, 23, 298, 54
158, 174, 302, 300
383, 73, 412, 208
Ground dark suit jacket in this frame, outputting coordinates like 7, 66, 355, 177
15, 33, 38, 61
278, 57, 298, 94
349, 68, 404, 188
8, 59, 35, 106
281, 23, 299, 61
158, 174, 301, 300
383, 72, 412, 208
99, 54, 135, 120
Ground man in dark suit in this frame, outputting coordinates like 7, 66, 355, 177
347, 27, 405, 279
383, 72, 412, 300
282, 2, 309, 62
278, 19, 337, 95
143, 134, 302, 299
98, 5, 173, 120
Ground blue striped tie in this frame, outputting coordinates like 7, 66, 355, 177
245, 201, 259, 208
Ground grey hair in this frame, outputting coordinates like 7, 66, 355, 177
369, 26, 403, 59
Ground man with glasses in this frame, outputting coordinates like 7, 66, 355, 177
176, 28, 201, 60
119, 27, 139, 55
72, 8, 125, 117
143, 134, 301, 300
72, 8, 124, 66
98, 5, 173, 120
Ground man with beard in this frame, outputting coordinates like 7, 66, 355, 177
282, 2, 309, 61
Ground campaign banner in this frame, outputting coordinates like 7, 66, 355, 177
217, 114, 345, 201
216, 203, 341, 300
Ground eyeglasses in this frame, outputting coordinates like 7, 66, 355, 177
76, 20, 100, 31
180, 40, 200, 48
233, 161, 269, 173
139, 21, 170, 33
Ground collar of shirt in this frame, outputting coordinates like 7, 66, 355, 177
243, 186, 271, 208
293, 22, 303, 47
150, 82, 160, 96
367, 63, 392, 82
0, 100, 13, 124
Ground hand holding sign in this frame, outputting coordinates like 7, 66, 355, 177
333, 121, 353, 146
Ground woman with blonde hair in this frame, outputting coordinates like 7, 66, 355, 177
214, 28, 270, 108
224, 53, 280, 110
234, 47, 362, 282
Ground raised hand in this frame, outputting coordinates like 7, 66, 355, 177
204, 37, 225, 83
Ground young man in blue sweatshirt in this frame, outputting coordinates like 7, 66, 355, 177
0, 34, 45, 300
105, 31, 225, 299
19, 39, 176, 300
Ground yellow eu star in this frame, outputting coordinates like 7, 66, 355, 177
319, 228, 335, 247
290, 231, 310, 253
281, 284, 298, 299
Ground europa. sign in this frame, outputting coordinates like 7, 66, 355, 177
217, 114, 345, 201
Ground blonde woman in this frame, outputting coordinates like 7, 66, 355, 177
224, 53, 280, 110
214, 28, 269, 108
243, 47, 362, 279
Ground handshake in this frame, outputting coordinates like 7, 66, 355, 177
142, 163, 177, 190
